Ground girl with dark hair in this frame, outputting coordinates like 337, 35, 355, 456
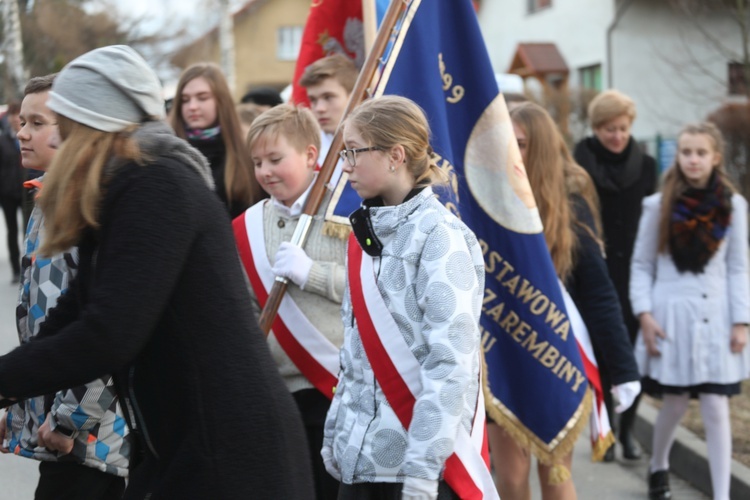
170, 63, 264, 217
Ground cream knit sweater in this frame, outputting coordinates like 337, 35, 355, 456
253, 194, 348, 393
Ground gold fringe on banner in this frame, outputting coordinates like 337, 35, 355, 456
591, 429, 615, 462
482, 353, 593, 486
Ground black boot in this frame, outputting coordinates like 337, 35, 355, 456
619, 393, 642, 459
648, 470, 671, 500
619, 428, 642, 460
603, 443, 615, 462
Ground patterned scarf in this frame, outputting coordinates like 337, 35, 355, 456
186, 124, 221, 141
669, 173, 732, 273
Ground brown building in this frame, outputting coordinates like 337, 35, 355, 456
172, 0, 309, 101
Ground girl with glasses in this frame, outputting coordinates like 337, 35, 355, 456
323, 95, 495, 500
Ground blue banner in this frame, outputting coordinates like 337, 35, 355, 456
371, 0, 591, 464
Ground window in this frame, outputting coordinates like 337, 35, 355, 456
277, 26, 303, 61
527, 0, 552, 13
579, 64, 602, 92
729, 62, 748, 96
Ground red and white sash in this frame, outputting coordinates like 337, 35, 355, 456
559, 282, 613, 458
347, 235, 499, 500
232, 203, 339, 399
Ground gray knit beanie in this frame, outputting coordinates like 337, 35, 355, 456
47, 45, 165, 132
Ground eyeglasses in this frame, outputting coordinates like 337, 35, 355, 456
339, 146, 383, 167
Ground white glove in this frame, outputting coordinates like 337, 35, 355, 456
401, 476, 439, 500
272, 242, 314, 288
613, 380, 641, 413
321, 446, 341, 481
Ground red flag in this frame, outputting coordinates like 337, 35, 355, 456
291, 0, 364, 106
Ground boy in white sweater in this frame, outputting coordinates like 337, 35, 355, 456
232, 104, 346, 500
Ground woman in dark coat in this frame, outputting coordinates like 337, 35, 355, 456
0, 46, 312, 500
573, 89, 657, 461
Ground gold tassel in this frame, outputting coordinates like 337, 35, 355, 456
547, 464, 572, 485
322, 221, 352, 240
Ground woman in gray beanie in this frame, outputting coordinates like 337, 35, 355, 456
0, 45, 313, 500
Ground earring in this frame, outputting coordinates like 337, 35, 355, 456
389, 165, 395, 172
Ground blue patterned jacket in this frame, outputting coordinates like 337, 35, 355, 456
5, 179, 129, 476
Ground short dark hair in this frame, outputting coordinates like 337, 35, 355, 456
298, 54, 358, 94
6, 100, 21, 115
240, 87, 283, 107
24, 74, 57, 96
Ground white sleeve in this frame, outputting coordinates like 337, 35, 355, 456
630, 195, 661, 316
727, 195, 750, 324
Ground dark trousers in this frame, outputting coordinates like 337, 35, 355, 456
35, 461, 125, 500
338, 481, 459, 500
0, 196, 21, 277
600, 313, 641, 443
293, 388, 340, 500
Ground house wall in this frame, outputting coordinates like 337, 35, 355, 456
234, 0, 308, 96
479, 0, 745, 145
613, 0, 744, 140
478, 0, 614, 89
175, 0, 309, 101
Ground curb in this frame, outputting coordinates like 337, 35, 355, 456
634, 402, 750, 499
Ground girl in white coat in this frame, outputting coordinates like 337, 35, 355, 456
630, 122, 749, 500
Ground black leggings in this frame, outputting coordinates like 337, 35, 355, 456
338, 481, 459, 500
0, 197, 21, 276
294, 388, 340, 500
35, 461, 125, 500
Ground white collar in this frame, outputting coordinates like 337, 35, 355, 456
270, 177, 315, 218
319, 131, 335, 165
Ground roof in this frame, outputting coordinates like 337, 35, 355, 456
508, 43, 569, 77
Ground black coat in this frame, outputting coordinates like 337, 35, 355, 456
574, 137, 657, 342
189, 135, 248, 219
0, 154, 313, 499
566, 196, 640, 386
0, 128, 23, 202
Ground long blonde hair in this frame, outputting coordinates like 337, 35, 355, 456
39, 115, 141, 256
657, 122, 735, 252
511, 102, 602, 280
169, 63, 259, 206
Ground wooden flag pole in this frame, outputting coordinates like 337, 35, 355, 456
258, 0, 407, 334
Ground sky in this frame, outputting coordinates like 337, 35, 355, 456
117, 0, 196, 19
113, 0, 246, 29
105, 0, 237, 82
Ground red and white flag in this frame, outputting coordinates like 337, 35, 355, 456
559, 282, 615, 460
291, 0, 364, 106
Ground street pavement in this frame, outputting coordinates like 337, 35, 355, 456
534, 429, 708, 499
0, 212, 709, 499
0, 212, 40, 498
